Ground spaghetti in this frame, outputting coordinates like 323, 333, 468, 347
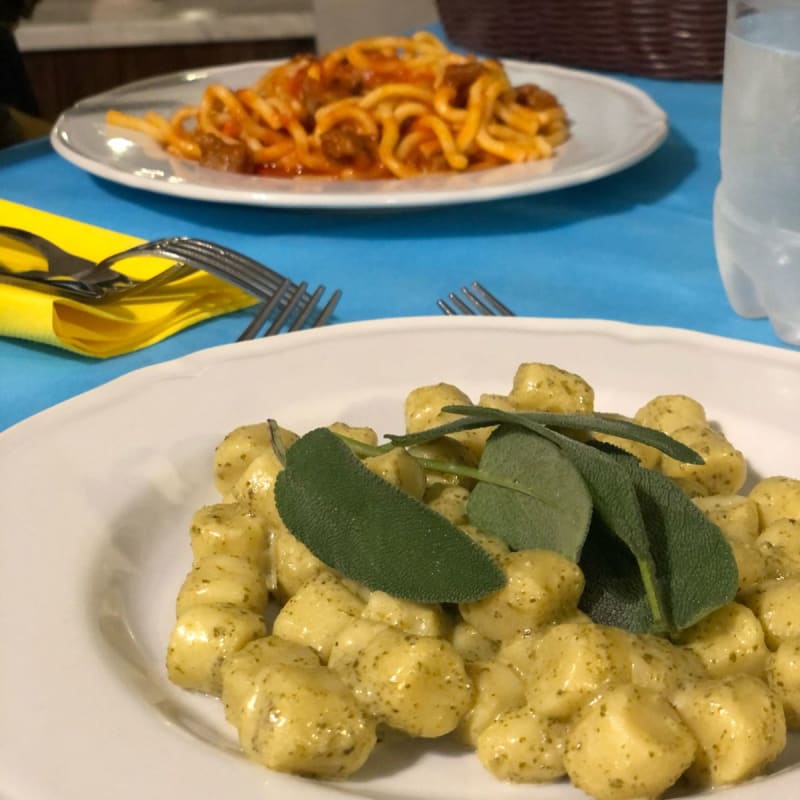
106, 32, 570, 180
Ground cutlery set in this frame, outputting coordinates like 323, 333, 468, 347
1, 226, 515, 341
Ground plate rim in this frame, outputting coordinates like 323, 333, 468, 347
50, 59, 668, 209
4, 316, 798, 440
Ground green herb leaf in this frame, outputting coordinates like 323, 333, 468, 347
268, 418, 287, 465
598, 444, 738, 630
551, 434, 667, 632
388, 406, 703, 464
466, 426, 593, 558
578, 516, 657, 633
274, 428, 506, 603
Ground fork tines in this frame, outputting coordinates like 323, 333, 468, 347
117, 237, 306, 303
237, 280, 342, 341
437, 281, 515, 316
104, 234, 343, 337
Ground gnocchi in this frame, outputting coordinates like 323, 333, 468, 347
167, 602, 266, 694
271, 572, 365, 662
237, 663, 376, 778
477, 705, 569, 782
220, 635, 319, 724
564, 684, 696, 800
456, 659, 526, 746
671, 674, 786, 787
175, 554, 268, 616
459, 549, 585, 640
164, 362, 799, 797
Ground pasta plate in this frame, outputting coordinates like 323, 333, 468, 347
2, 316, 799, 800
50, 60, 667, 209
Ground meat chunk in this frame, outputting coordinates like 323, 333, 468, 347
320, 125, 377, 170
511, 83, 559, 111
442, 61, 486, 106
195, 133, 253, 174
325, 62, 364, 97
299, 62, 365, 128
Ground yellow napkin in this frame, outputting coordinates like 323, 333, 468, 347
0, 199, 256, 358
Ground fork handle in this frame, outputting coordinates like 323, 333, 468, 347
0, 267, 107, 299
0, 225, 102, 279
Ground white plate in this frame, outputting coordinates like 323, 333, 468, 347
50, 60, 667, 209
2, 317, 799, 800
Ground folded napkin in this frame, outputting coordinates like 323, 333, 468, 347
0, 199, 256, 358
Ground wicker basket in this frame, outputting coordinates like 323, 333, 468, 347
436, 0, 726, 80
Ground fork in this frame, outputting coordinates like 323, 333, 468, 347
0, 261, 192, 301
237, 279, 342, 341
437, 282, 515, 316
101, 238, 313, 304
0, 232, 309, 304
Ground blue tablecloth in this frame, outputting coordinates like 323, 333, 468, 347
0, 66, 789, 432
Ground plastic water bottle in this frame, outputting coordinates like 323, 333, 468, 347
713, 1, 800, 345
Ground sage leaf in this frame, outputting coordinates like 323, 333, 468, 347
466, 426, 592, 558
578, 517, 657, 633
599, 444, 738, 631
268, 418, 287, 465
274, 428, 505, 603
551, 433, 668, 632
388, 406, 703, 464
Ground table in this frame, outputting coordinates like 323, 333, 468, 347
0, 68, 790, 432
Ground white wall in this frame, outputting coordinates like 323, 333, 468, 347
16, 0, 438, 51
312, 0, 439, 51
23, 1, 311, 24
16, 1, 314, 50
